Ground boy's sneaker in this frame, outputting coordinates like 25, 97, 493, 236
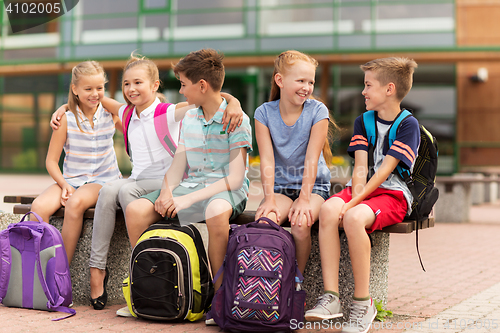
304, 293, 343, 321
205, 310, 216, 326
341, 298, 377, 333
116, 306, 134, 317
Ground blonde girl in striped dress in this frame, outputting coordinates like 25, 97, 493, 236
31, 61, 122, 264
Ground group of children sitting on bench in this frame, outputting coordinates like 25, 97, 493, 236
33, 47, 419, 333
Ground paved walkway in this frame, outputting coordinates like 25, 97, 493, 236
1, 174, 500, 332
404, 282, 500, 333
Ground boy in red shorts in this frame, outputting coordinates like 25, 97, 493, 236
305, 57, 420, 333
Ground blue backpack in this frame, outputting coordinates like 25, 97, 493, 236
361, 109, 439, 221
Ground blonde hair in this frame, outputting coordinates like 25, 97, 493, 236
270, 50, 335, 166
269, 50, 318, 102
122, 52, 165, 105
68, 61, 107, 132
360, 57, 418, 101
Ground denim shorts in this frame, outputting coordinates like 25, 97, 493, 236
66, 180, 106, 190
274, 187, 330, 201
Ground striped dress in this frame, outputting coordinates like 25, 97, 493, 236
63, 104, 122, 188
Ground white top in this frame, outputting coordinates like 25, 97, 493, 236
119, 98, 180, 180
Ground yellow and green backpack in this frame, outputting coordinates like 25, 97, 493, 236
122, 223, 213, 321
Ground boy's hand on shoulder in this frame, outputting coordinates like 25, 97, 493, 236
255, 199, 281, 223
289, 197, 313, 227
221, 92, 244, 133
222, 107, 245, 133
222, 107, 244, 133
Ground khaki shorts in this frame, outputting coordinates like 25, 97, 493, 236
142, 183, 247, 225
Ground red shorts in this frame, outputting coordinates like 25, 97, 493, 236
329, 187, 408, 234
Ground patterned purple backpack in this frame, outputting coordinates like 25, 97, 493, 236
0, 212, 75, 320
211, 217, 306, 332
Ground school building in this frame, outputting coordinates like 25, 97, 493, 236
0, 0, 498, 175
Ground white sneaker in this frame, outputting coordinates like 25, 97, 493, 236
116, 306, 134, 317
304, 293, 343, 321
205, 311, 216, 326
341, 298, 377, 333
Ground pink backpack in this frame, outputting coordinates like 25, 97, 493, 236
122, 103, 180, 157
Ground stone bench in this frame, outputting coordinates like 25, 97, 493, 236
5, 195, 434, 319
435, 175, 500, 223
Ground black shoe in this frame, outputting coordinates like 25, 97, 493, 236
90, 267, 109, 310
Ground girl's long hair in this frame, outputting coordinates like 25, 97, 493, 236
122, 52, 166, 105
68, 61, 107, 132
269, 50, 337, 166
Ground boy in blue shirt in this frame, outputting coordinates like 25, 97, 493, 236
305, 57, 420, 333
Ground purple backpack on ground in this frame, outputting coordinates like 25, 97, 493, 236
0, 212, 75, 320
212, 217, 306, 332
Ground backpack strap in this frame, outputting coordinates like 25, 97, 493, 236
361, 110, 377, 179
121, 104, 135, 157
386, 109, 413, 182
212, 260, 225, 286
386, 109, 412, 148
154, 103, 190, 179
361, 110, 377, 146
0, 211, 42, 302
154, 103, 177, 158
31, 227, 76, 320
20, 211, 43, 223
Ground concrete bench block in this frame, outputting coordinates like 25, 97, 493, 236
484, 175, 499, 203
452, 173, 484, 205
471, 182, 485, 205
434, 182, 471, 223
485, 182, 498, 203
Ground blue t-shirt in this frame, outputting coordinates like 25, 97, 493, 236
347, 111, 420, 213
254, 98, 331, 193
